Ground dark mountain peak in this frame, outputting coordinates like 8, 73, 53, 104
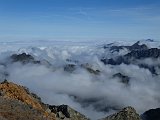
101, 47, 160, 75
10, 53, 40, 64
132, 41, 140, 46
141, 108, 160, 120
109, 41, 148, 52
125, 48, 160, 59
11, 53, 34, 61
129, 41, 148, 51
145, 39, 154, 42
113, 73, 130, 85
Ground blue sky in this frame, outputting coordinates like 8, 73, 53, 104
0, 0, 160, 41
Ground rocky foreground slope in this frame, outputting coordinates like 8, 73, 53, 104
0, 80, 160, 120
0, 80, 89, 120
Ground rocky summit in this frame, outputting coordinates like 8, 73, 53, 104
10, 53, 40, 64
100, 107, 141, 120
109, 41, 148, 52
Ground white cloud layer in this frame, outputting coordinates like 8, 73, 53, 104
0, 41, 160, 119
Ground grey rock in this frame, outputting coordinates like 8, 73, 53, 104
100, 107, 141, 120
49, 105, 89, 120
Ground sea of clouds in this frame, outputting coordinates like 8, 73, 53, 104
0, 40, 160, 119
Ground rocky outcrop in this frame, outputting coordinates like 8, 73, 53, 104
113, 73, 130, 85
81, 63, 100, 75
49, 105, 89, 120
0, 80, 89, 120
0, 80, 56, 120
64, 64, 76, 73
141, 108, 160, 120
100, 107, 141, 120
64, 63, 100, 75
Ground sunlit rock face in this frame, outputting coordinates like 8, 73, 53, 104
0, 80, 89, 120
0, 80, 56, 120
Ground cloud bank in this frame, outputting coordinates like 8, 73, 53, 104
0, 41, 160, 119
